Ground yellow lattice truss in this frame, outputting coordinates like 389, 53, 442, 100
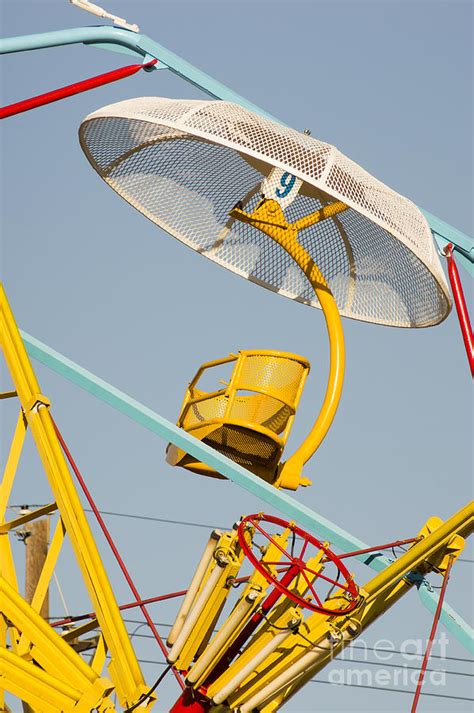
0, 285, 154, 712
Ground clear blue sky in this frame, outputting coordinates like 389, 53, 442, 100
1, 1, 473, 711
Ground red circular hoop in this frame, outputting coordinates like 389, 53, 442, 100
237, 513, 359, 615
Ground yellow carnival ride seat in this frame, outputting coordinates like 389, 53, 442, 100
166, 350, 310, 486
81, 97, 451, 492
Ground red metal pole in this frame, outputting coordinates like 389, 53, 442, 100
51, 588, 189, 628
444, 244, 474, 376
337, 537, 420, 559
52, 418, 185, 690
411, 555, 454, 712
51, 575, 254, 628
0, 60, 157, 119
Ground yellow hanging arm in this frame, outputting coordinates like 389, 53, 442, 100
230, 198, 349, 489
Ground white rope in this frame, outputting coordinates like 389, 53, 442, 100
53, 571, 71, 618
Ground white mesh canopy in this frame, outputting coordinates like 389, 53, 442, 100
79, 97, 451, 327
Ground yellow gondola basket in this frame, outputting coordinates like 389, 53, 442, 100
166, 350, 310, 486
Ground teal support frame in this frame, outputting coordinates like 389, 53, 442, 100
1, 24, 472, 652
22, 329, 474, 655
0, 26, 276, 120
1, 24, 473, 267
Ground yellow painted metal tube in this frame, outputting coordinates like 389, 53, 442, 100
0, 285, 149, 708
0, 409, 27, 520
212, 625, 296, 706
274, 231, 345, 484
230, 201, 345, 489
242, 501, 473, 711
167, 561, 225, 664
0, 647, 84, 712
186, 590, 259, 685
292, 200, 349, 232
363, 500, 473, 603
167, 531, 221, 647
0, 502, 58, 534
238, 633, 338, 713
0, 576, 112, 697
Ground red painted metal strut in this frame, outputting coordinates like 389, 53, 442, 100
411, 555, 455, 712
51, 575, 254, 629
51, 417, 185, 690
0, 59, 157, 119
337, 537, 420, 560
444, 244, 474, 376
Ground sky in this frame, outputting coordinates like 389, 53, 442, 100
0, 1, 473, 711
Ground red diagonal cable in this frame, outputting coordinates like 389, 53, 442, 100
411, 555, 455, 712
0, 59, 157, 119
444, 244, 474, 376
51, 588, 189, 628
51, 417, 184, 690
337, 537, 419, 560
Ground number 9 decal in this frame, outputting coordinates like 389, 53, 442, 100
260, 167, 302, 209
276, 172, 296, 198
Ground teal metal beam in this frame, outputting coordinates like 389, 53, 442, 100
21, 331, 373, 560
1, 25, 472, 267
21, 329, 474, 654
0, 26, 276, 120
421, 209, 474, 277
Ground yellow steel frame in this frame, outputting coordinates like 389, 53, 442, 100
202, 501, 472, 712
0, 285, 153, 711
231, 199, 348, 489
165, 501, 471, 711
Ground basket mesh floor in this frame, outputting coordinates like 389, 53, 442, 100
80, 98, 450, 327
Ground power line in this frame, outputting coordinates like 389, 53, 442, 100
127, 632, 472, 676
307, 678, 473, 702
120, 619, 474, 665
62, 616, 474, 676
85, 508, 228, 532
57, 616, 473, 667
83, 509, 474, 563
350, 644, 474, 664
9, 504, 474, 563
129, 657, 474, 703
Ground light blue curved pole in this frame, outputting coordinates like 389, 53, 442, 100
422, 209, 474, 277
21, 329, 474, 655
0, 26, 277, 120
1, 25, 473, 265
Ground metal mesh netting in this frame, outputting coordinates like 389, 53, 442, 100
183, 394, 292, 436
181, 353, 308, 436
79, 97, 451, 327
205, 425, 280, 468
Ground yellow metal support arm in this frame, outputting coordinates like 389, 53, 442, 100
0, 576, 115, 712
230, 199, 348, 489
0, 285, 153, 709
232, 501, 473, 712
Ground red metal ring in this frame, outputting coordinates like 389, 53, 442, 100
237, 513, 359, 615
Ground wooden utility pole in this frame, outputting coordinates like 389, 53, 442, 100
23, 516, 50, 713
25, 518, 50, 619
